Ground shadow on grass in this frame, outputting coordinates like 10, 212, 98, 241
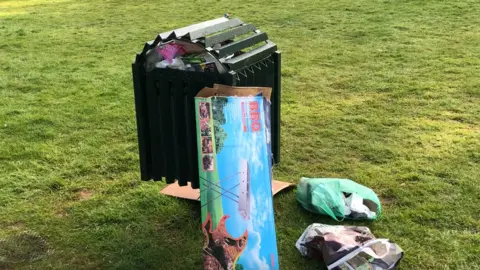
0, 231, 51, 269
18, 185, 363, 269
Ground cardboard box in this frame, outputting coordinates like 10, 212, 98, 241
195, 85, 279, 270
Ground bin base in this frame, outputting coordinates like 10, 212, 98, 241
160, 180, 295, 201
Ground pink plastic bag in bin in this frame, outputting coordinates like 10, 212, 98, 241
158, 43, 186, 63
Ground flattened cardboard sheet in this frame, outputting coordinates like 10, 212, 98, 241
160, 180, 295, 201
196, 86, 279, 269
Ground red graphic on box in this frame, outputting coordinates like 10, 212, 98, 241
242, 101, 261, 132
249, 101, 261, 132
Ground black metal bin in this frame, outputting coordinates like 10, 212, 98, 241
132, 17, 281, 188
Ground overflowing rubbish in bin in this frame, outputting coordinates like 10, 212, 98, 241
144, 39, 226, 73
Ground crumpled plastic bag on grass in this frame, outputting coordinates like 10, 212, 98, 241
296, 223, 404, 270
296, 178, 381, 221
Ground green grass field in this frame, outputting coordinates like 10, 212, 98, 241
1, 0, 479, 269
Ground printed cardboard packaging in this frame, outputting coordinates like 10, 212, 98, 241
195, 84, 279, 270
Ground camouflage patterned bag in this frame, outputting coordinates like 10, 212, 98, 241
296, 224, 404, 270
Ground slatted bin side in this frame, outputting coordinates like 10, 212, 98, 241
233, 52, 281, 163
144, 68, 219, 187
132, 55, 152, 180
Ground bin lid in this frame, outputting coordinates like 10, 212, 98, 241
139, 17, 278, 72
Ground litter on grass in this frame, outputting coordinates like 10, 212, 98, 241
296, 223, 404, 270
296, 178, 381, 221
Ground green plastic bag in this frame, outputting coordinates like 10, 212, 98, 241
296, 178, 381, 221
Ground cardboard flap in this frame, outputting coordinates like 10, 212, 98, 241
160, 180, 295, 201
196, 84, 272, 101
